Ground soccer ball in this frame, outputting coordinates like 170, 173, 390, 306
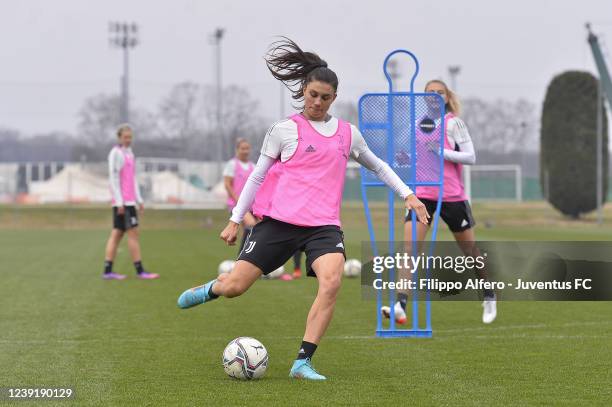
343, 259, 362, 278
218, 260, 235, 275
262, 265, 285, 279
222, 337, 268, 380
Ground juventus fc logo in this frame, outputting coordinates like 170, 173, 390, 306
244, 241, 257, 254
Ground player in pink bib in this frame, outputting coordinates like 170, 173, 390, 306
223, 138, 257, 254
177, 38, 429, 380
382, 80, 496, 326
103, 124, 159, 280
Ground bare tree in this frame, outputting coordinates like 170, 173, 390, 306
200, 85, 265, 159
77, 94, 122, 145
158, 82, 203, 140
461, 98, 538, 153
77, 93, 159, 146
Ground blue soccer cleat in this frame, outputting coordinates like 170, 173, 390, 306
289, 358, 327, 381
177, 279, 217, 309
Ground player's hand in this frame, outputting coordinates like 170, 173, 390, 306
117, 206, 125, 215
220, 221, 240, 246
426, 142, 442, 155
139, 203, 144, 213
405, 194, 430, 225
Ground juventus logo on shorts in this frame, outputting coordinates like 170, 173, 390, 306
244, 241, 257, 254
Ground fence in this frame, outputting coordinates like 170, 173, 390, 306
3, 158, 605, 206
0, 158, 226, 208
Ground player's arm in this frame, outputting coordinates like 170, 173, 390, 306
220, 123, 283, 245
220, 155, 276, 245
443, 118, 476, 165
224, 177, 238, 202
108, 149, 124, 211
350, 125, 429, 224
134, 158, 144, 210
222, 160, 239, 203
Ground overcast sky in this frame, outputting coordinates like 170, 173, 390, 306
1, 0, 611, 135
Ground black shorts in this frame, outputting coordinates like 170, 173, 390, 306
237, 216, 346, 277
405, 199, 475, 233
112, 206, 139, 231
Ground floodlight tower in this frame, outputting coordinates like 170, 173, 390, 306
109, 22, 139, 123
448, 65, 461, 92
211, 28, 225, 174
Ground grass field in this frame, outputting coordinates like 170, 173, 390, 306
1, 203, 611, 406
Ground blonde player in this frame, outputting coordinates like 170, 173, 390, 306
103, 124, 159, 280
382, 80, 496, 324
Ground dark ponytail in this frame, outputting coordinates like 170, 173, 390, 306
265, 37, 339, 102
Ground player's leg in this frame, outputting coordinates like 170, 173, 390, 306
213, 261, 262, 297
303, 253, 343, 343
290, 226, 345, 380
289, 252, 343, 380
103, 206, 127, 280
104, 228, 126, 280
452, 227, 497, 324
446, 200, 496, 323
292, 250, 303, 278
382, 202, 433, 322
124, 206, 159, 279
178, 216, 294, 308
126, 228, 158, 280
177, 260, 262, 308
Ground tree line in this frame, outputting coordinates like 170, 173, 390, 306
0, 82, 539, 164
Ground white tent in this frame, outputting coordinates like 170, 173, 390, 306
29, 164, 110, 203
149, 171, 223, 206
212, 181, 228, 201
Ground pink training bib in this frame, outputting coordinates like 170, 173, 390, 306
111, 146, 137, 205
227, 158, 254, 209
252, 114, 352, 227
416, 113, 467, 202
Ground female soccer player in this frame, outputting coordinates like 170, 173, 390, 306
381, 80, 497, 324
177, 38, 429, 380
223, 138, 257, 254
103, 124, 159, 280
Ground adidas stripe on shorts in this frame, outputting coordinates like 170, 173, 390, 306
405, 199, 475, 232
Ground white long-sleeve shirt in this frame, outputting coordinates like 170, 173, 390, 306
443, 117, 476, 165
229, 116, 414, 224
108, 146, 143, 206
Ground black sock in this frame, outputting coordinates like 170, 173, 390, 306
207, 281, 219, 299
293, 251, 302, 269
104, 260, 113, 274
134, 261, 145, 274
484, 289, 495, 299
398, 293, 408, 311
297, 341, 318, 360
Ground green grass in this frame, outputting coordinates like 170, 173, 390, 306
0, 203, 611, 406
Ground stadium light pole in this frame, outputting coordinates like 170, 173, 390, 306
109, 22, 139, 123
596, 79, 603, 225
211, 28, 225, 177
448, 65, 461, 92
